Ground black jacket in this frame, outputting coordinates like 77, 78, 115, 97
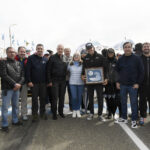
116, 53, 144, 85
0, 58, 24, 90
26, 54, 48, 84
140, 54, 150, 86
47, 53, 67, 83
82, 51, 108, 79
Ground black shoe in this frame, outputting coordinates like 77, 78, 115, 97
12, 121, 23, 126
1, 126, 9, 133
53, 115, 58, 120
40, 114, 48, 120
105, 115, 112, 119
32, 115, 39, 122
59, 114, 65, 118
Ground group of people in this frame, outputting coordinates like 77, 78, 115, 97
0, 41, 150, 132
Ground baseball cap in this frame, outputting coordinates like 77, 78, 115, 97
85, 43, 93, 50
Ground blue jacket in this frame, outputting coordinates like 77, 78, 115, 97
26, 54, 48, 84
116, 53, 144, 85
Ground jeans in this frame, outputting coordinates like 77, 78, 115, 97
70, 85, 84, 110
1, 90, 20, 127
120, 85, 138, 121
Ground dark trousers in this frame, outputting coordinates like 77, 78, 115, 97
46, 87, 53, 105
87, 84, 103, 116
31, 83, 46, 115
139, 85, 150, 118
51, 80, 66, 115
65, 81, 72, 110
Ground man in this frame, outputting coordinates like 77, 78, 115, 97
82, 43, 108, 121
115, 42, 144, 128
0, 47, 24, 132
26, 44, 48, 122
139, 42, 150, 125
63, 48, 72, 111
47, 44, 67, 120
15, 46, 28, 121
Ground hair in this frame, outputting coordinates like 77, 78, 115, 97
123, 42, 133, 48
64, 48, 71, 52
36, 44, 44, 49
70, 53, 82, 66
142, 42, 150, 47
18, 46, 26, 52
6, 47, 13, 53
101, 49, 108, 58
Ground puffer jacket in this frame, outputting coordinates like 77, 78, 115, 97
0, 58, 24, 90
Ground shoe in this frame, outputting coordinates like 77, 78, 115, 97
131, 121, 138, 128
139, 117, 145, 126
98, 115, 106, 122
12, 121, 23, 126
32, 115, 39, 122
40, 114, 48, 120
22, 115, 28, 121
114, 118, 128, 124
87, 114, 94, 120
1, 126, 9, 133
53, 115, 58, 120
76, 110, 81, 118
59, 114, 65, 118
72, 111, 76, 118
105, 114, 112, 119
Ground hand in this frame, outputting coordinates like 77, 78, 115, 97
116, 82, 120, 89
133, 84, 139, 89
47, 82, 52, 87
28, 82, 34, 87
81, 75, 86, 81
102, 79, 108, 85
13, 83, 21, 91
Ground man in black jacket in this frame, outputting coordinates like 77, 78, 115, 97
26, 44, 48, 122
47, 44, 67, 120
0, 47, 24, 132
82, 43, 108, 121
139, 42, 150, 125
115, 42, 144, 128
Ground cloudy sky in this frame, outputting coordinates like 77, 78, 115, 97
0, 0, 150, 53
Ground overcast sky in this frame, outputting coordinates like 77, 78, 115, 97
0, 0, 150, 53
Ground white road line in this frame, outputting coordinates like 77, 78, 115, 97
119, 123, 149, 150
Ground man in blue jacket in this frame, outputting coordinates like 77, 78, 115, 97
115, 42, 144, 128
26, 44, 48, 122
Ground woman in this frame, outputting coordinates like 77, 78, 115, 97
68, 53, 84, 118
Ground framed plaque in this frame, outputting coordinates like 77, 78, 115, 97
85, 67, 104, 84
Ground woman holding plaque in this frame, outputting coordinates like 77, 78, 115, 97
67, 53, 84, 118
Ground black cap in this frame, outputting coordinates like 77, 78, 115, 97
108, 48, 115, 53
47, 50, 53, 54
81, 49, 87, 55
85, 43, 93, 50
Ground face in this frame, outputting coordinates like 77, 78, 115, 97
142, 43, 150, 55
57, 45, 64, 55
18, 47, 26, 59
64, 48, 71, 57
88, 47, 95, 55
36, 45, 44, 57
7, 48, 16, 60
108, 52, 114, 58
123, 43, 132, 56
81, 53, 86, 58
73, 53, 80, 61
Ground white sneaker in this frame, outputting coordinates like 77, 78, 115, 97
72, 111, 76, 118
76, 110, 81, 118
114, 118, 128, 124
87, 114, 94, 120
22, 115, 28, 121
131, 121, 138, 128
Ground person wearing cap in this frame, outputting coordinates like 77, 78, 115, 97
115, 42, 144, 128
82, 43, 108, 121
104, 48, 121, 119
44, 51, 50, 59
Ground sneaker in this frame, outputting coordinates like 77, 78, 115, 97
32, 114, 39, 122
114, 118, 128, 124
98, 115, 106, 122
105, 114, 112, 119
72, 111, 76, 118
1, 126, 9, 133
59, 114, 65, 118
139, 117, 144, 126
12, 121, 23, 126
76, 110, 81, 118
87, 114, 94, 120
40, 114, 48, 120
131, 121, 138, 128
53, 115, 58, 120
22, 115, 28, 121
